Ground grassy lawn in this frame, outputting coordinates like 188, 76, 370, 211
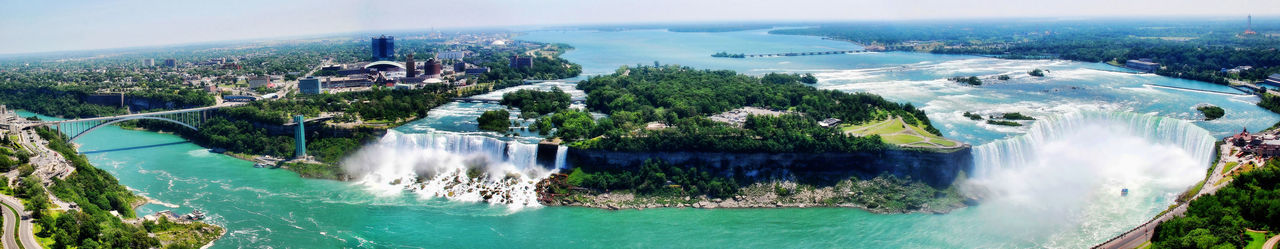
930, 138, 959, 147
883, 134, 925, 144
843, 117, 962, 148
1245, 230, 1269, 249
1178, 179, 1207, 203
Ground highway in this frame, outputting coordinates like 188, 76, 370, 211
0, 194, 40, 249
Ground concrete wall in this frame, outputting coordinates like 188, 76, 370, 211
560, 146, 973, 187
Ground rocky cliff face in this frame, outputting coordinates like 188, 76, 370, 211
563, 147, 973, 187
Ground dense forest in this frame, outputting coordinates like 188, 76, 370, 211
500, 88, 571, 118
23, 127, 220, 248
1151, 159, 1280, 248
477, 109, 512, 133
534, 66, 937, 153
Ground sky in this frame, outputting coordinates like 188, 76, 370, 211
1, 0, 1277, 55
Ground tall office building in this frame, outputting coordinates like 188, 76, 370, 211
371, 35, 395, 61
143, 58, 155, 67
405, 53, 417, 78
163, 59, 177, 68
299, 77, 322, 94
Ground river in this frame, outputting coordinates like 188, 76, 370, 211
24, 28, 1280, 248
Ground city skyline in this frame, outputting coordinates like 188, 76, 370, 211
1, 0, 1278, 55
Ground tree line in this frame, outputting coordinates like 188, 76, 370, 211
530, 65, 938, 153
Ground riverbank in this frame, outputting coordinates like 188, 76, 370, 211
540, 174, 970, 214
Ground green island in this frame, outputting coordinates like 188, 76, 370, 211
949, 76, 983, 86
712, 52, 747, 58
517, 66, 968, 213
1197, 105, 1225, 120
477, 109, 513, 133
500, 88, 572, 118
963, 112, 984, 120
986, 120, 1023, 127
1029, 68, 1047, 77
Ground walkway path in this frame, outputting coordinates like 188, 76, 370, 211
1263, 233, 1280, 249
0, 194, 40, 249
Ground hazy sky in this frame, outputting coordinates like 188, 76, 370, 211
1, 0, 1276, 54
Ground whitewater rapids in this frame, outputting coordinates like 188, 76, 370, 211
341, 131, 565, 209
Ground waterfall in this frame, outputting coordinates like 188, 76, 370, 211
973, 112, 1216, 178
341, 131, 565, 208
554, 146, 568, 169
965, 111, 1218, 247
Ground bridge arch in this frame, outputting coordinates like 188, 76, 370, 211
65, 116, 198, 142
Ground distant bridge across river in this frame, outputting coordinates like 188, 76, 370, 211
730, 50, 869, 58
452, 97, 585, 104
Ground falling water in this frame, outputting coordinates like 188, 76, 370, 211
966, 111, 1217, 247
973, 112, 1216, 177
341, 131, 565, 208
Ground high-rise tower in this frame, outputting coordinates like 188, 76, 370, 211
372, 35, 395, 60
405, 53, 417, 78
1245, 14, 1258, 35
294, 115, 306, 159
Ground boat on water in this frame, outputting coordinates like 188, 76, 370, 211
1121, 188, 1129, 197
186, 210, 206, 220
254, 163, 269, 168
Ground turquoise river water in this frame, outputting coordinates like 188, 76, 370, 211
21, 28, 1280, 248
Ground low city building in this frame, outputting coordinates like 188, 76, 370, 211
1227, 127, 1280, 157
1125, 59, 1159, 72
438, 51, 466, 60
326, 75, 374, 88
1222, 65, 1253, 74
465, 67, 490, 76
248, 75, 273, 88
819, 118, 842, 127
510, 55, 534, 68
1264, 73, 1280, 88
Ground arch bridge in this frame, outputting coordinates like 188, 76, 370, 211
24, 105, 232, 142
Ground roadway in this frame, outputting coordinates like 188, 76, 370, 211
0, 194, 40, 249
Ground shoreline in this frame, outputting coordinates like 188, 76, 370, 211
546, 193, 967, 214
539, 177, 970, 214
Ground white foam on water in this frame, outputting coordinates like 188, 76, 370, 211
967, 111, 1215, 247
342, 131, 564, 210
